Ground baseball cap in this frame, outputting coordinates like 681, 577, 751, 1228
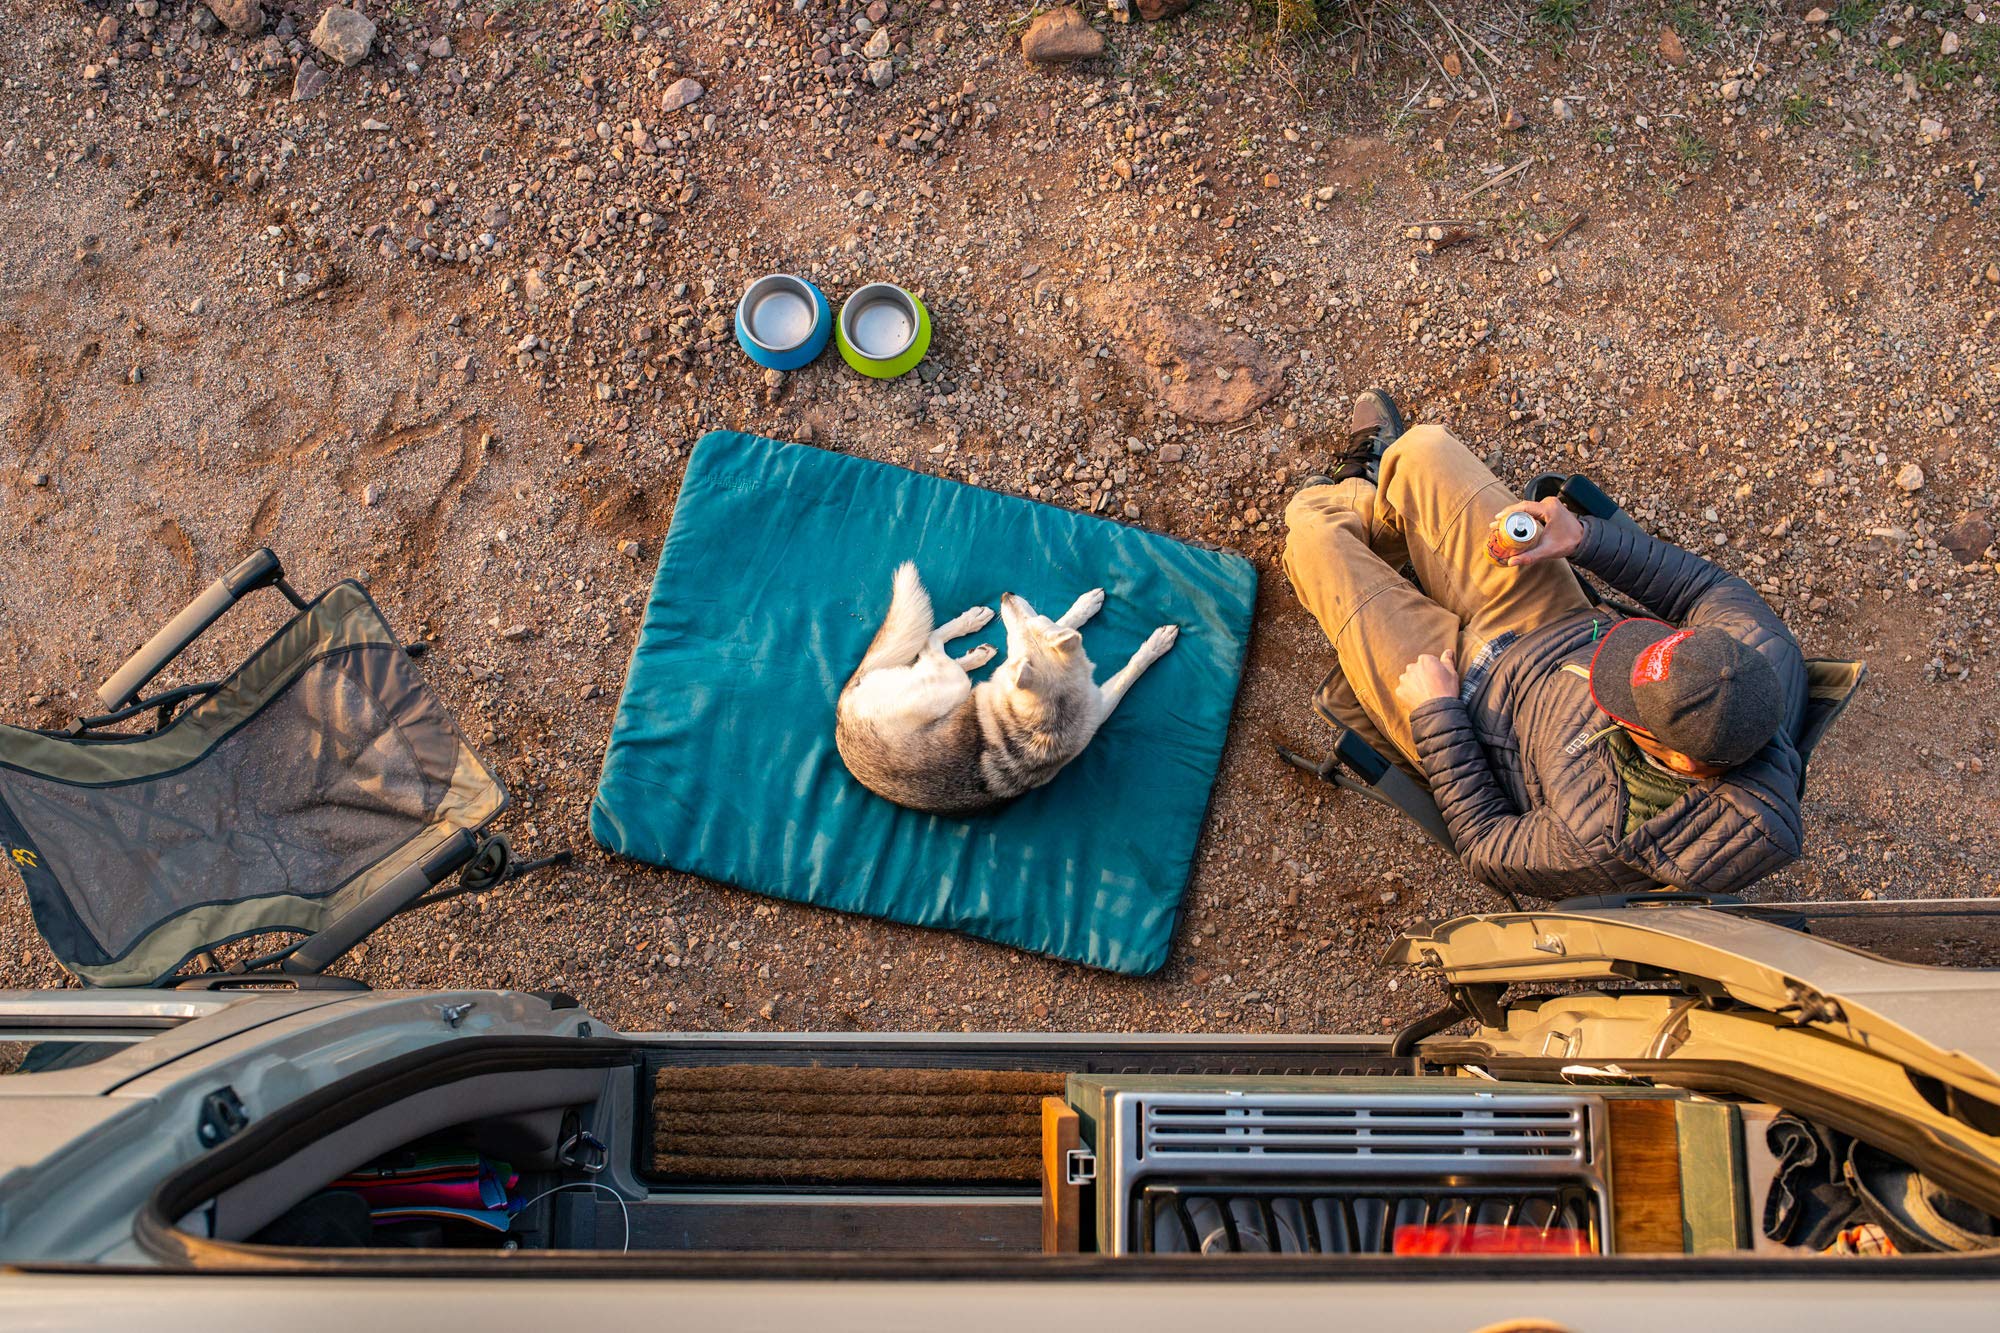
1588, 618, 1784, 769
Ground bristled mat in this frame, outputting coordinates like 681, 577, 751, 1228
650, 1065, 1065, 1184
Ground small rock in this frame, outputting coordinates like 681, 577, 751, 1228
1134, 0, 1194, 17
1021, 6, 1105, 63
1657, 27, 1686, 66
309, 6, 374, 66
1895, 462, 1926, 493
1941, 515, 1995, 566
661, 77, 705, 112
862, 27, 891, 59
1720, 78, 1743, 101
291, 58, 328, 102
1158, 442, 1185, 463
618, 539, 642, 560
1804, 6, 1830, 22
362, 482, 384, 507
361, 117, 390, 132
867, 58, 894, 88
96, 15, 120, 45
1941, 30, 1960, 56
26, 470, 50, 488
1552, 97, 1575, 122
498, 624, 532, 641
204, 0, 264, 35
1500, 106, 1525, 132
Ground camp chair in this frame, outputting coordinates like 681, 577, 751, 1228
1276, 474, 1867, 905
0, 549, 564, 987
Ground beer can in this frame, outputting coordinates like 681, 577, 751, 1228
1486, 510, 1544, 565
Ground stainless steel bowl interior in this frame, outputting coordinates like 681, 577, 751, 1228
841, 282, 917, 361
741, 274, 819, 352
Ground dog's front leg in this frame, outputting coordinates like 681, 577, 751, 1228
1098, 625, 1179, 714
1056, 588, 1106, 630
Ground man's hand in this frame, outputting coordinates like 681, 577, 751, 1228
1492, 498, 1585, 567
1394, 648, 1460, 711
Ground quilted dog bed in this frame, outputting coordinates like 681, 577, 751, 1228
589, 431, 1256, 975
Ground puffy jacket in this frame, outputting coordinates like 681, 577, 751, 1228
1407, 516, 1809, 900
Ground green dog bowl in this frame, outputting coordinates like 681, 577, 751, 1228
836, 282, 932, 379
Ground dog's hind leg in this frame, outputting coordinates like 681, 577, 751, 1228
1097, 625, 1179, 715
1057, 588, 1106, 630
953, 643, 997, 671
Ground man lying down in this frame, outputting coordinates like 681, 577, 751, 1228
1282, 388, 1813, 901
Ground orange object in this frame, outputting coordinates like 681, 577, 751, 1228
1486, 511, 1545, 565
1392, 1224, 1593, 1256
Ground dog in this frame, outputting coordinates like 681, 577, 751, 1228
835, 562, 1179, 815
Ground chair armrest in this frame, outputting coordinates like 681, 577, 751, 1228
279, 830, 479, 976
96, 549, 290, 711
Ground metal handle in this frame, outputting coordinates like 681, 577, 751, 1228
1526, 473, 1644, 536
96, 549, 289, 711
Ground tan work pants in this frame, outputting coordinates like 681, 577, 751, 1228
1282, 425, 1589, 768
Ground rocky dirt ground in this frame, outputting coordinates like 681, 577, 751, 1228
0, 0, 1995, 1036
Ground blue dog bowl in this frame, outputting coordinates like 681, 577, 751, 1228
735, 274, 832, 371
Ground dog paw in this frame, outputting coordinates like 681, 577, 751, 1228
944, 604, 994, 638
1144, 624, 1180, 657
958, 643, 997, 670
1074, 587, 1106, 618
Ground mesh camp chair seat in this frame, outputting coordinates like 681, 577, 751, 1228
0, 551, 534, 987
1278, 473, 1866, 908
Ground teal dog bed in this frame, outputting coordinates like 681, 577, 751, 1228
589, 432, 1256, 975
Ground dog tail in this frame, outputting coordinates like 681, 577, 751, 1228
848, 561, 933, 684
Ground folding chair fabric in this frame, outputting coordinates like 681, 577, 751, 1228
0, 582, 505, 985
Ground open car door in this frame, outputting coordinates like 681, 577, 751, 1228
1389, 900, 2000, 1225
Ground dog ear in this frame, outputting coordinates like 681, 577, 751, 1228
1046, 628, 1081, 654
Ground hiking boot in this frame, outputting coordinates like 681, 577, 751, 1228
1329, 388, 1407, 484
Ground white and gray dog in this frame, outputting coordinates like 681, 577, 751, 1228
835, 563, 1179, 815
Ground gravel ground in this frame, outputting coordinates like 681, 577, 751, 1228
0, 0, 1995, 1036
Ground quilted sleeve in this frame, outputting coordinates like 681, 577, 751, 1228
1409, 697, 1584, 885
1571, 517, 1808, 737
